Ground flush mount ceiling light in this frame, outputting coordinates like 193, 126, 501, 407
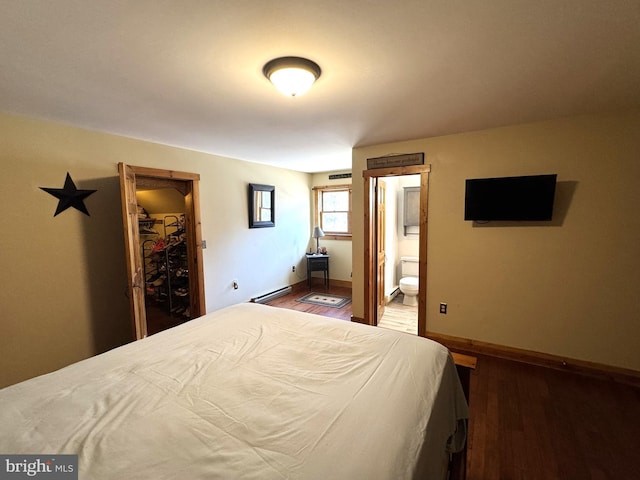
263, 56, 321, 97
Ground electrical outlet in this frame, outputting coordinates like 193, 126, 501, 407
439, 303, 447, 314
202, 240, 207, 249
292, 266, 295, 272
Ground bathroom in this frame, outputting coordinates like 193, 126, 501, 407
377, 174, 420, 335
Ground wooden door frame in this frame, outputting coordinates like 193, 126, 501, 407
363, 164, 430, 337
118, 163, 206, 340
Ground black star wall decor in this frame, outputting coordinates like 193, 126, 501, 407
40, 172, 97, 217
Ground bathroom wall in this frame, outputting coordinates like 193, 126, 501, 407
383, 175, 421, 297
396, 174, 421, 259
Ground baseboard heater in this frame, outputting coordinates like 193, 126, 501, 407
251, 286, 292, 304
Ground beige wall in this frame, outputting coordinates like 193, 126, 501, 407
0, 112, 312, 387
352, 110, 640, 371
4, 109, 638, 386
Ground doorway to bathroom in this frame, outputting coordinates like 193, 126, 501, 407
363, 165, 430, 337
377, 175, 421, 335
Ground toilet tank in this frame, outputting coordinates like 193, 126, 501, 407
400, 256, 419, 277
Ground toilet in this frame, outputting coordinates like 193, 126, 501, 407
399, 256, 419, 306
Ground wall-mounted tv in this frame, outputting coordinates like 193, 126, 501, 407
464, 174, 557, 221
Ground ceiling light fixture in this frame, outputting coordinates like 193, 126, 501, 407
263, 56, 321, 97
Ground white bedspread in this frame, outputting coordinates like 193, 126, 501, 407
0, 303, 468, 479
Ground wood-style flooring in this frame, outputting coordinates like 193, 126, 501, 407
467, 354, 640, 480
265, 286, 640, 479
145, 301, 190, 335
378, 294, 418, 334
264, 284, 353, 321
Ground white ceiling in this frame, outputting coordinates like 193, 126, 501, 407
1, 1, 639, 173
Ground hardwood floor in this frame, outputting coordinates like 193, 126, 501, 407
264, 286, 640, 479
467, 354, 640, 480
145, 302, 191, 335
263, 284, 353, 321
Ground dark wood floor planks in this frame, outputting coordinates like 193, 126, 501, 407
265, 287, 640, 479
263, 284, 353, 321
467, 355, 640, 480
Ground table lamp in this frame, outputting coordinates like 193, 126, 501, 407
312, 226, 325, 253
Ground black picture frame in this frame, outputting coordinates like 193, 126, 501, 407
248, 183, 275, 228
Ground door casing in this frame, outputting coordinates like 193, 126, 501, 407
118, 163, 206, 340
363, 165, 430, 336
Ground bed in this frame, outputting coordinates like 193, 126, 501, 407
0, 303, 468, 479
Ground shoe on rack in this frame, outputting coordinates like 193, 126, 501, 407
175, 268, 189, 277
146, 272, 162, 284
152, 239, 166, 252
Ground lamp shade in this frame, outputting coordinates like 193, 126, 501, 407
312, 226, 325, 253
263, 57, 321, 97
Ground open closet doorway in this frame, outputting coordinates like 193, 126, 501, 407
118, 164, 205, 340
363, 165, 430, 337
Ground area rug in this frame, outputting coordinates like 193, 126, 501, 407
297, 292, 352, 309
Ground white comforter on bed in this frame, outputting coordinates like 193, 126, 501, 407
0, 303, 468, 479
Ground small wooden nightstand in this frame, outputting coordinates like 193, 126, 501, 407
306, 254, 329, 288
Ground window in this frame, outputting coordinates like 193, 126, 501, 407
314, 185, 352, 238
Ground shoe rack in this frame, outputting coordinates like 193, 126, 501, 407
140, 215, 191, 320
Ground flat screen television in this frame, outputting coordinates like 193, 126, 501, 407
464, 174, 557, 221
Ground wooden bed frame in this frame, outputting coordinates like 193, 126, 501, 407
449, 352, 477, 480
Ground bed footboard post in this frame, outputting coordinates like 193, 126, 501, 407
449, 353, 477, 480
